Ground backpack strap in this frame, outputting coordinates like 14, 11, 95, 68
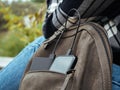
43, 28, 64, 49
61, 70, 75, 90
114, 15, 120, 26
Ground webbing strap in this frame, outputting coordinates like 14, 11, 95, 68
61, 71, 74, 90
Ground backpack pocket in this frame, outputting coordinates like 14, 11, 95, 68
19, 70, 74, 90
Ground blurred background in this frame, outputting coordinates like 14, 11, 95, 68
0, 0, 46, 57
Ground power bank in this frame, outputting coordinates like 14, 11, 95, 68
49, 55, 77, 74
29, 57, 53, 71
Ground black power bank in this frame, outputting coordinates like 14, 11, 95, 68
29, 57, 53, 71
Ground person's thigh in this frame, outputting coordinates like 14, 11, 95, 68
112, 64, 120, 90
0, 36, 45, 90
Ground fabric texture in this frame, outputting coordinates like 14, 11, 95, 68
42, 0, 83, 38
20, 23, 113, 90
100, 16, 120, 66
0, 0, 120, 90
112, 64, 120, 90
0, 36, 45, 90
43, 0, 119, 39
0, 35, 120, 90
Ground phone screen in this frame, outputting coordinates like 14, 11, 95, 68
49, 55, 77, 74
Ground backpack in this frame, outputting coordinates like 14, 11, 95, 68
19, 22, 112, 90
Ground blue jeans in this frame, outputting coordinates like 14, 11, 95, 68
112, 64, 120, 90
0, 36, 46, 90
0, 36, 120, 90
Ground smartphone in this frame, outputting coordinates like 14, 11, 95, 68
29, 57, 53, 71
49, 55, 77, 74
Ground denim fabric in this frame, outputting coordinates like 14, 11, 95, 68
112, 64, 120, 90
0, 35, 120, 90
0, 36, 45, 90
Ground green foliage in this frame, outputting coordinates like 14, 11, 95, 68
10, 2, 44, 16
0, 2, 46, 56
31, 0, 45, 3
0, 31, 26, 57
